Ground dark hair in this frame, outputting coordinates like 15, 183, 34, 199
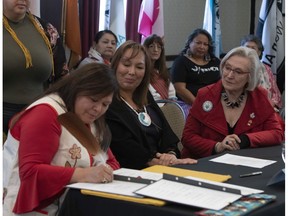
11, 63, 118, 151
143, 34, 170, 86
240, 34, 264, 59
111, 40, 151, 107
94, 30, 118, 44
181, 28, 216, 60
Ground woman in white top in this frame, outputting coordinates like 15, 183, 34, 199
143, 34, 177, 106
78, 30, 118, 67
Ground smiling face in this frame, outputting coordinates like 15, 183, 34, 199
115, 48, 146, 94
3, 0, 30, 21
74, 93, 113, 124
94, 33, 117, 60
222, 55, 251, 93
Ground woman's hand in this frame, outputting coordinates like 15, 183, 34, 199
171, 158, 198, 165
215, 134, 241, 153
71, 164, 113, 184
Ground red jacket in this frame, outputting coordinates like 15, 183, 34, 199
182, 80, 284, 159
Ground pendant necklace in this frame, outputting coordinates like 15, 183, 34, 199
222, 91, 245, 109
121, 97, 152, 127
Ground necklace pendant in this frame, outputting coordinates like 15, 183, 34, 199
138, 112, 151, 126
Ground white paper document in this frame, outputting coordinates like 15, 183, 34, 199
210, 153, 276, 168
113, 168, 162, 180
67, 181, 146, 197
135, 179, 242, 210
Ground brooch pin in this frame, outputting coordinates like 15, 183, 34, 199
202, 101, 213, 112
247, 113, 255, 126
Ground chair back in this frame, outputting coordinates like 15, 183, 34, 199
158, 100, 185, 151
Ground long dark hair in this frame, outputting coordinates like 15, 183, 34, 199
111, 40, 151, 107
180, 28, 216, 60
12, 63, 118, 150
143, 34, 170, 86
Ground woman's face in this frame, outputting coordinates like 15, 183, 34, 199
116, 48, 146, 93
243, 41, 261, 57
74, 94, 113, 124
222, 55, 251, 93
94, 33, 117, 60
3, 0, 30, 20
147, 42, 162, 62
189, 34, 209, 58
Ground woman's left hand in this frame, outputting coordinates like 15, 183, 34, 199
171, 158, 198, 165
155, 152, 177, 166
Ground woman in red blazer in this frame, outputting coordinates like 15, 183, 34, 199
182, 46, 284, 159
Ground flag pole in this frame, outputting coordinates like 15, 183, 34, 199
61, 0, 67, 45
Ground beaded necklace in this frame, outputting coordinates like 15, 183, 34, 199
222, 91, 245, 109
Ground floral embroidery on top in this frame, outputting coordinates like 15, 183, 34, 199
68, 144, 81, 167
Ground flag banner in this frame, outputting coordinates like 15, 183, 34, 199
65, 0, 82, 69
256, 0, 285, 77
109, 0, 126, 47
105, 0, 111, 30
203, 0, 222, 57
138, 0, 164, 43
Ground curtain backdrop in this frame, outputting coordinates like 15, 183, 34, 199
126, 0, 142, 43
79, 0, 100, 58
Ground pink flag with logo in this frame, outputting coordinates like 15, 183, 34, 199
138, 0, 164, 43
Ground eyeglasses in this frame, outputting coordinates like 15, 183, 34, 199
223, 64, 250, 75
148, 44, 162, 50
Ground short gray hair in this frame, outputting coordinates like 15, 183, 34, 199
220, 46, 261, 91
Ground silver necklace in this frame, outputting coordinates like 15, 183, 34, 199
222, 91, 245, 109
121, 97, 152, 127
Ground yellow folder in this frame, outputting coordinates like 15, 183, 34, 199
143, 165, 231, 182
81, 190, 166, 206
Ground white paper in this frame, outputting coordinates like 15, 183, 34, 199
210, 153, 276, 168
185, 176, 263, 195
135, 179, 242, 210
66, 181, 146, 197
114, 168, 163, 180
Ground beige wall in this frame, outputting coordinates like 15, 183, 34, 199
163, 0, 263, 65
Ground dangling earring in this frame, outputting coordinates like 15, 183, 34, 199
204, 54, 211, 62
187, 49, 192, 57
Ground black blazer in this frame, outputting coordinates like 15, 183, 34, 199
106, 92, 180, 170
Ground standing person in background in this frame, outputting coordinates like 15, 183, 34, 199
77, 30, 118, 68
143, 34, 177, 106
106, 40, 197, 170
240, 34, 282, 110
171, 28, 221, 118
182, 47, 284, 159
3, 0, 68, 135
3, 63, 120, 215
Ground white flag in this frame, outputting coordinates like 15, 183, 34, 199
256, 0, 285, 76
138, 0, 164, 43
203, 0, 222, 57
109, 0, 126, 47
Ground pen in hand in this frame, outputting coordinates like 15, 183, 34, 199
239, 171, 262, 178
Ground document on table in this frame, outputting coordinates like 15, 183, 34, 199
135, 179, 242, 210
210, 153, 276, 168
114, 168, 163, 180
67, 181, 146, 197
